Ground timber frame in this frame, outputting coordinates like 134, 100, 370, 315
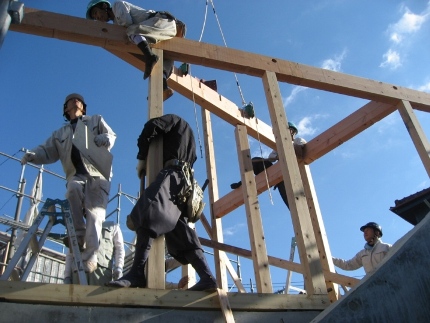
3, 7, 430, 312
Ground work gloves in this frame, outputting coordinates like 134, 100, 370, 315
113, 267, 123, 280
20, 151, 35, 165
136, 159, 146, 179
94, 133, 110, 147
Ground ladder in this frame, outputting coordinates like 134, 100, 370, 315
0, 198, 88, 285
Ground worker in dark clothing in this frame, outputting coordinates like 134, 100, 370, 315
230, 121, 306, 209
107, 114, 217, 292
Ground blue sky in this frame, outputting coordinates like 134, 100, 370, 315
1, 1, 430, 293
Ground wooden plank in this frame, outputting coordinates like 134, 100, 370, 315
10, 8, 430, 111
0, 281, 330, 310
397, 100, 430, 177
235, 125, 272, 293
298, 163, 338, 302
263, 71, 326, 296
217, 288, 235, 323
202, 109, 229, 291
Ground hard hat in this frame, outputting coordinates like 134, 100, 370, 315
360, 222, 383, 237
86, 0, 111, 19
288, 122, 298, 135
63, 93, 87, 120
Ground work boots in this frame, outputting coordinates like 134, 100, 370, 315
106, 227, 153, 288
137, 41, 159, 80
184, 249, 217, 292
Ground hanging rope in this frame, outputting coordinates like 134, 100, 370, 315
208, 0, 247, 106
200, 0, 273, 203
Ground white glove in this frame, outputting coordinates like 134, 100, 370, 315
20, 151, 35, 165
136, 159, 146, 179
94, 133, 110, 147
113, 267, 123, 280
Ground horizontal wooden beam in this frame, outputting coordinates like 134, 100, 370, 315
0, 281, 330, 310
200, 237, 303, 274
10, 8, 430, 113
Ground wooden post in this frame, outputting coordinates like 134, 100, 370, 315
397, 100, 430, 177
235, 125, 272, 293
262, 70, 327, 296
202, 108, 228, 290
146, 47, 165, 289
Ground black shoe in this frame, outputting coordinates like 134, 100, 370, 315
230, 182, 242, 190
143, 54, 159, 80
188, 276, 217, 292
106, 272, 146, 288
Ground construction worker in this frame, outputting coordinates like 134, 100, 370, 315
333, 222, 392, 275
86, 0, 177, 101
230, 121, 307, 209
21, 93, 116, 274
107, 114, 217, 292
64, 221, 125, 285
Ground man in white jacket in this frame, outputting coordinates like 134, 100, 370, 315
333, 222, 392, 275
21, 93, 116, 274
86, 0, 178, 100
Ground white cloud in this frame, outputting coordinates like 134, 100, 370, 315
380, 49, 402, 70
381, 4, 430, 69
283, 86, 307, 108
297, 116, 318, 137
283, 50, 346, 107
321, 49, 347, 72
224, 223, 246, 236
417, 81, 430, 93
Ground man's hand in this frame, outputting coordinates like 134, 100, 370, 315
178, 275, 190, 289
113, 267, 123, 280
20, 151, 35, 165
136, 159, 146, 179
94, 133, 110, 147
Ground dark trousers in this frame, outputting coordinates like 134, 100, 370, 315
251, 157, 289, 209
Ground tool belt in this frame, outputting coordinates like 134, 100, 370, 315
164, 159, 205, 223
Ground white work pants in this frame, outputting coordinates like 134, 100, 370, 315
65, 174, 110, 263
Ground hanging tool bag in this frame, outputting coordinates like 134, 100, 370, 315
186, 178, 205, 223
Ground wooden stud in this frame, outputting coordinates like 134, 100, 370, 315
262, 70, 326, 296
202, 109, 229, 290
235, 125, 272, 293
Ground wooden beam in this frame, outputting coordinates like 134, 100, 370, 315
304, 101, 397, 164
298, 163, 339, 302
170, 70, 276, 149
263, 71, 327, 296
10, 8, 430, 112
0, 281, 330, 310
199, 237, 303, 274
213, 100, 397, 218
202, 109, 229, 291
146, 49, 165, 289
397, 100, 430, 177
235, 125, 272, 293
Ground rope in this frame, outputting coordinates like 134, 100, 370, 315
209, 0, 246, 106
198, 0, 209, 42
204, 0, 273, 202
188, 65, 204, 159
